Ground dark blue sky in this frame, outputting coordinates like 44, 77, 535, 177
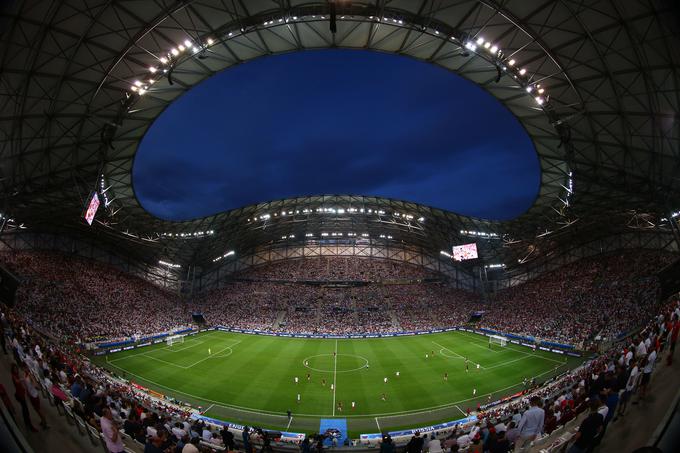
134, 49, 539, 221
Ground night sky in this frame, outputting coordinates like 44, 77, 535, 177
134, 50, 539, 221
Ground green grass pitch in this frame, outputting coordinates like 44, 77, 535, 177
95, 330, 583, 435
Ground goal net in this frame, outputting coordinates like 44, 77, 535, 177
489, 335, 508, 347
166, 335, 185, 346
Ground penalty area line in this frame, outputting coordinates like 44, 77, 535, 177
375, 417, 381, 433
433, 341, 484, 369
286, 416, 293, 430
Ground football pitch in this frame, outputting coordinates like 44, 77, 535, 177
95, 330, 583, 435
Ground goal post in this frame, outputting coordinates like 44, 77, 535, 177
166, 335, 185, 346
489, 334, 508, 347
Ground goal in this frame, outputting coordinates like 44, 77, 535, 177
166, 335, 185, 346
489, 334, 508, 347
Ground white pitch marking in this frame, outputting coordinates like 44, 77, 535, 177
184, 340, 242, 369
455, 405, 467, 416
375, 417, 382, 433
332, 339, 338, 416
468, 341, 501, 354
286, 416, 293, 430
432, 341, 484, 369
104, 358, 563, 419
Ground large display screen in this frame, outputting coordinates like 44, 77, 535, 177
452, 243, 478, 261
84, 192, 100, 226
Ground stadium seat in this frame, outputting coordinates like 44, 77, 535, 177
200, 440, 227, 451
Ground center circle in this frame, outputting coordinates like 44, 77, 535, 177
302, 353, 369, 373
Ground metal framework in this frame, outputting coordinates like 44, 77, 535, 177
1, 1, 679, 283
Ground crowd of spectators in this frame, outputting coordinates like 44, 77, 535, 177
235, 257, 441, 282
0, 249, 675, 347
1, 251, 184, 343
479, 250, 675, 346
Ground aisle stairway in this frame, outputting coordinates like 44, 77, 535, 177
272, 310, 287, 330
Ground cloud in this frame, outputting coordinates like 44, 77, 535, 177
134, 49, 538, 221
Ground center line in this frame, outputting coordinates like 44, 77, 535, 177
332, 339, 338, 416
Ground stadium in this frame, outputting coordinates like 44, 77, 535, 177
1, 1, 680, 453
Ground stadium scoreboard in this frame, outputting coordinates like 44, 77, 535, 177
84, 192, 100, 225
452, 243, 478, 261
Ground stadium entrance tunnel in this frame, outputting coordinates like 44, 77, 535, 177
133, 50, 540, 221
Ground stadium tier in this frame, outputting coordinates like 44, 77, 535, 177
1, 251, 674, 346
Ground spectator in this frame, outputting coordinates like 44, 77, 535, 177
221, 425, 235, 450
407, 431, 424, 453
101, 407, 125, 453
567, 398, 604, 453
10, 363, 37, 432
515, 396, 544, 450
182, 437, 200, 453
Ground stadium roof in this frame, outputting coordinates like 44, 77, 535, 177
1, 0, 679, 272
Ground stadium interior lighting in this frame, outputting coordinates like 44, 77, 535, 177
212, 250, 235, 263
485, 263, 506, 269
519, 68, 527, 75
535, 97, 544, 105
460, 230, 499, 238
440, 250, 452, 258
160, 230, 214, 239
171, 48, 179, 56
476, 37, 484, 45
207, 38, 214, 45
159, 57, 167, 64
158, 260, 181, 268
508, 59, 515, 66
